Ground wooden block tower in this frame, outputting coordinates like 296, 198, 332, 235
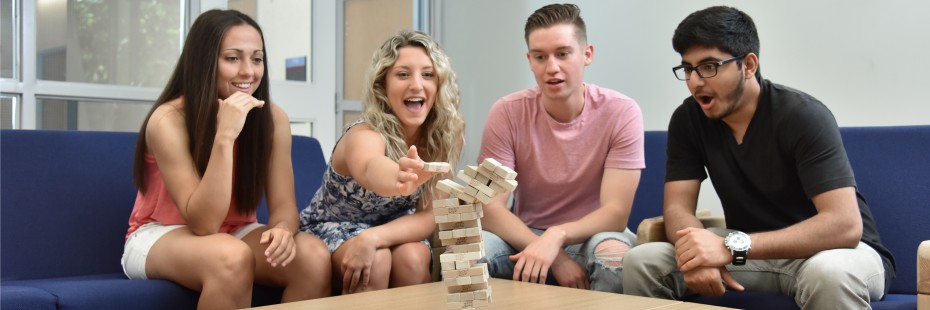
431, 158, 518, 310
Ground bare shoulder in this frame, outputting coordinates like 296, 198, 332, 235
145, 98, 187, 149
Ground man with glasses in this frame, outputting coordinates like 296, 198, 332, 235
622, 6, 894, 308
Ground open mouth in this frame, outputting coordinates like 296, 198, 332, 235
697, 95, 714, 109
546, 79, 564, 85
404, 97, 425, 112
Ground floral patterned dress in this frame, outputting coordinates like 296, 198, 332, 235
298, 121, 427, 252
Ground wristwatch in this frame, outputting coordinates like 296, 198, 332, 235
724, 231, 752, 266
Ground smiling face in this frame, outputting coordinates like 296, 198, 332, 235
216, 24, 265, 100
526, 23, 592, 105
385, 46, 437, 136
681, 46, 752, 121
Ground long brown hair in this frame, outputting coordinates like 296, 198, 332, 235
132, 9, 273, 215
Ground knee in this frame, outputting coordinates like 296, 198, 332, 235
623, 243, 673, 270
594, 240, 631, 268
392, 244, 430, 275
206, 238, 254, 282
293, 234, 332, 273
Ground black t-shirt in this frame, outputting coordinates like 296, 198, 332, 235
666, 78, 895, 291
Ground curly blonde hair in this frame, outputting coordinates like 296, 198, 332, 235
361, 30, 464, 205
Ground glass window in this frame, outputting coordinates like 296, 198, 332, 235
230, 0, 312, 83
1, 95, 16, 129
1, 0, 15, 79
35, 0, 183, 87
37, 98, 151, 132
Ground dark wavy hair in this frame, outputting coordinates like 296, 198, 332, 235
133, 9, 273, 215
673, 6, 762, 79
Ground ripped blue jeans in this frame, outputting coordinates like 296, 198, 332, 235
479, 228, 636, 293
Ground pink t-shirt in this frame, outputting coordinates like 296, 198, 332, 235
126, 153, 256, 240
478, 84, 644, 229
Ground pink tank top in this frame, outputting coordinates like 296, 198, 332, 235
126, 153, 256, 239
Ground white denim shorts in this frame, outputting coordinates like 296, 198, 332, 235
121, 222, 264, 280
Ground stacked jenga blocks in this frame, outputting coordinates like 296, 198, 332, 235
433, 158, 518, 310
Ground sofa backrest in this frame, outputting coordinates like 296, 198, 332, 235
630, 131, 668, 227
1, 130, 138, 280
841, 125, 930, 294
1, 130, 328, 281
256, 135, 327, 223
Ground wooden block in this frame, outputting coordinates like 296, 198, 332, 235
490, 179, 517, 192
446, 281, 488, 293
464, 227, 481, 237
438, 230, 454, 240
463, 165, 479, 177
454, 191, 477, 203
438, 218, 480, 230
440, 235, 482, 246
493, 164, 517, 179
475, 191, 493, 204
454, 260, 472, 270
469, 181, 496, 197
436, 179, 458, 194
449, 242, 483, 254
433, 198, 460, 210
440, 261, 455, 271
480, 158, 503, 171
424, 161, 451, 172
919, 241, 930, 294
475, 164, 497, 179
434, 214, 448, 223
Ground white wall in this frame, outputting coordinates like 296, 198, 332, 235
438, 0, 930, 215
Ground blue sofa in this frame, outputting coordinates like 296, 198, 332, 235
1, 130, 327, 309
630, 125, 930, 309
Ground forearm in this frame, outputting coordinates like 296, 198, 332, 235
184, 135, 237, 235
552, 206, 628, 246
750, 212, 861, 259
664, 208, 703, 244
361, 209, 436, 248
266, 206, 299, 235
363, 156, 407, 197
482, 201, 540, 251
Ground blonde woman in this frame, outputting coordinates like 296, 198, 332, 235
299, 30, 463, 294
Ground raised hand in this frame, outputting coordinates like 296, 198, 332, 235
395, 145, 423, 196
216, 91, 265, 139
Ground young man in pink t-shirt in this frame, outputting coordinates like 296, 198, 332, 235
477, 3, 644, 293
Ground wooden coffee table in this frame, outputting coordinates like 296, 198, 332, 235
250, 278, 733, 309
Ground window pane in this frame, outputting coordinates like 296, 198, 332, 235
37, 98, 151, 132
1, 95, 16, 129
1, 0, 15, 79
230, 0, 312, 82
35, 0, 182, 87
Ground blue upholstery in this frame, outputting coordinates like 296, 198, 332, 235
0, 130, 326, 309
0, 286, 57, 310
632, 126, 930, 309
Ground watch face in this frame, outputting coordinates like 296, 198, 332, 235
726, 232, 751, 251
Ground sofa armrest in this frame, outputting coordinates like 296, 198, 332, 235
635, 210, 726, 245
919, 240, 930, 310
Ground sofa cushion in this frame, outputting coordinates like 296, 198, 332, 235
6, 274, 199, 310
1, 285, 57, 310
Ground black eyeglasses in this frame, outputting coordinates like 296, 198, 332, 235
672, 54, 747, 81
